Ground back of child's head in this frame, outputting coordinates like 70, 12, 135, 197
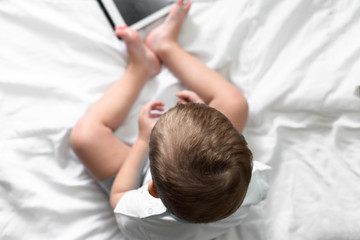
149, 103, 253, 223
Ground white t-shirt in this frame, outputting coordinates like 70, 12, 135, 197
114, 161, 271, 240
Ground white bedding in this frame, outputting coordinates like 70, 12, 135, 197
1, 0, 359, 239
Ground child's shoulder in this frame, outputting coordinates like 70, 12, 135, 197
114, 161, 271, 218
242, 161, 272, 206
112, 161, 271, 239
114, 181, 167, 219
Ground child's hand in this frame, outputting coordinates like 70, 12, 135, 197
138, 100, 165, 142
176, 90, 205, 104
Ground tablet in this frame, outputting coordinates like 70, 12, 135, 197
97, 0, 173, 30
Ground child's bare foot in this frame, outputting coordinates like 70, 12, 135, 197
145, 0, 192, 56
115, 26, 162, 78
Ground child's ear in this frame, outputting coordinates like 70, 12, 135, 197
148, 180, 159, 198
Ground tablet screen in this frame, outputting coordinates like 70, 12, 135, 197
112, 0, 173, 26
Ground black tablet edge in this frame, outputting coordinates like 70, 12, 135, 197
96, 0, 115, 29
96, 0, 123, 40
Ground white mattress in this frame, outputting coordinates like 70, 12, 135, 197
1, 0, 359, 239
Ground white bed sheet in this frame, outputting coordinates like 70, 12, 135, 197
1, 0, 359, 239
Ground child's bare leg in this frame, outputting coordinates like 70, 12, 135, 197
146, 0, 248, 132
71, 27, 161, 181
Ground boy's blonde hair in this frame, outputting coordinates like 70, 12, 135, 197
149, 103, 253, 223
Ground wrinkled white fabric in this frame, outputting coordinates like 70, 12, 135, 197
1, 0, 359, 239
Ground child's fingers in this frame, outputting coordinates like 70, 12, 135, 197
176, 90, 201, 103
149, 113, 162, 119
150, 100, 165, 109
151, 103, 165, 111
149, 103, 165, 118
143, 101, 164, 120
176, 92, 191, 104
144, 100, 164, 108
175, 90, 191, 98
142, 101, 165, 115
152, 107, 164, 113
177, 98, 187, 104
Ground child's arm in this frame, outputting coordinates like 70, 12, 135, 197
71, 67, 148, 180
70, 26, 161, 182
176, 90, 205, 104
146, 0, 248, 132
158, 43, 248, 132
110, 100, 164, 209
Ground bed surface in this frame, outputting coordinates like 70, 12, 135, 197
1, 0, 360, 239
